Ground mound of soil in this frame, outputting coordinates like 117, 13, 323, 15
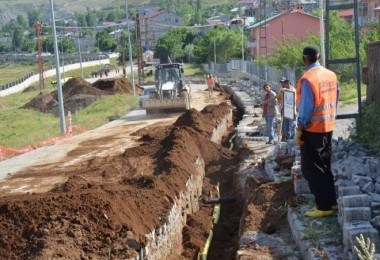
0, 103, 234, 259
92, 78, 143, 95
23, 77, 139, 115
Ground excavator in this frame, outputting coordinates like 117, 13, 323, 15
141, 63, 191, 114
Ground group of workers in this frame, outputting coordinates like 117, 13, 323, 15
203, 46, 338, 218
262, 45, 339, 218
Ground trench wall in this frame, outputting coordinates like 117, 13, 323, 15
129, 108, 233, 259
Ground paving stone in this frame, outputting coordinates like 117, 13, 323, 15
342, 194, 371, 208
342, 207, 372, 222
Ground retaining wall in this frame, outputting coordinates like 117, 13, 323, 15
129, 108, 233, 259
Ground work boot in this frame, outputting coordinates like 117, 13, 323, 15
304, 208, 333, 217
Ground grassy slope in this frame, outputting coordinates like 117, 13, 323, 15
0, 62, 37, 86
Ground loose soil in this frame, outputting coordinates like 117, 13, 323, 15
0, 81, 298, 259
23, 77, 143, 115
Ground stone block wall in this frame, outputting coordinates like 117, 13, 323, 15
130, 109, 233, 259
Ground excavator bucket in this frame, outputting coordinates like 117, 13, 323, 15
143, 90, 191, 114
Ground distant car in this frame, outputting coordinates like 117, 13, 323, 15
139, 85, 156, 108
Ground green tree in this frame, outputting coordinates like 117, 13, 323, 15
117, 32, 136, 65
59, 37, 77, 53
2, 20, 20, 34
86, 13, 98, 27
192, 0, 204, 25
106, 11, 117, 22
21, 38, 36, 53
77, 13, 87, 27
96, 28, 117, 52
16, 14, 28, 29
42, 36, 54, 53
180, 4, 194, 26
193, 26, 245, 63
12, 27, 24, 51
155, 28, 194, 62
27, 9, 42, 27
184, 43, 195, 62
81, 28, 95, 38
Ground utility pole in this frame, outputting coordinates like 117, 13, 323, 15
242, 17, 246, 61
77, 29, 83, 78
319, 0, 326, 66
49, 0, 65, 134
121, 33, 126, 76
135, 13, 143, 85
213, 38, 216, 74
34, 22, 45, 90
126, 0, 136, 96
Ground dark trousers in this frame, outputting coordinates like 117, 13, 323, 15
300, 131, 336, 210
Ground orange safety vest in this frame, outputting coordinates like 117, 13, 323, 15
296, 66, 338, 133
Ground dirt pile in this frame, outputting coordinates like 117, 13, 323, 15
23, 77, 142, 115
0, 102, 233, 259
92, 78, 143, 95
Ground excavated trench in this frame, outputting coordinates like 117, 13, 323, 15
0, 101, 245, 259
0, 88, 299, 259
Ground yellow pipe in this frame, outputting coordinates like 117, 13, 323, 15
198, 182, 222, 259
213, 203, 221, 224
199, 230, 213, 260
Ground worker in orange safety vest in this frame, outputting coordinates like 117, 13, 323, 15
295, 45, 339, 218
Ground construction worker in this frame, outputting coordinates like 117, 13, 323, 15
295, 45, 339, 218
205, 74, 215, 97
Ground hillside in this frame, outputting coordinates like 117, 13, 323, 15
0, 0, 157, 27
0, 0, 233, 27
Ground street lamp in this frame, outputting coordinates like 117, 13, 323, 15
241, 17, 246, 61
49, 0, 65, 134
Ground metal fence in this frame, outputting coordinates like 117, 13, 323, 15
203, 59, 297, 90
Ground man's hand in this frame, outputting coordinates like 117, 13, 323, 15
295, 130, 304, 146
